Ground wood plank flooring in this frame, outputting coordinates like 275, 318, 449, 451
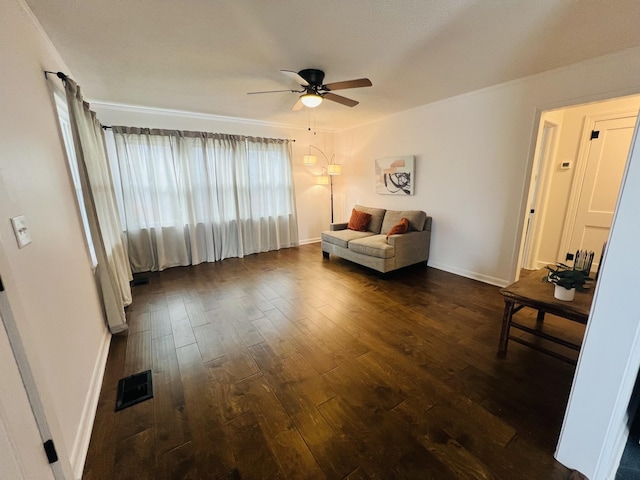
83, 244, 586, 479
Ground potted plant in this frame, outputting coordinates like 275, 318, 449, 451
543, 264, 592, 301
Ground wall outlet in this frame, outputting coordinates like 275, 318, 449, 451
10, 215, 32, 248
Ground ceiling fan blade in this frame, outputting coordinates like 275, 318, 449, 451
324, 92, 359, 107
247, 89, 301, 95
323, 78, 372, 91
291, 98, 304, 111
281, 70, 309, 86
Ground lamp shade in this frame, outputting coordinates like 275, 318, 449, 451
327, 164, 342, 176
316, 175, 329, 185
303, 155, 317, 166
301, 93, 323, 108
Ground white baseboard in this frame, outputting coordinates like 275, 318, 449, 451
297, 243, 509, 286
427, 261, 509, 287
69, 329, 111, 480
299, 237, 321, 245
536, 260, 554, 270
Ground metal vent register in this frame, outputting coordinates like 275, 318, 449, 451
115, 370, 153, 411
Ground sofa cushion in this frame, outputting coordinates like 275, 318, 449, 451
321, 229, 374, 249
353, 205, 386, 233
347, 209, 372, 232
386, 217, 409, 239
381, 210, 427, 234
349, 234, 395, 259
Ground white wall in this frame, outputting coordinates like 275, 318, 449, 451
92, 103, 336, 244
335, 46, 640, 286
536, 95, 640, 267
0, 0, 110, 476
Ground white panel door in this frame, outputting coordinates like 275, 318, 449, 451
0, 310, 55, 480
567, 115, 636, 263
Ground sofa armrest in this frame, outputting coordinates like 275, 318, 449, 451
330, 222, 348, 231
387, 230, 430, 265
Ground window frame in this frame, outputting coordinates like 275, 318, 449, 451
53, 90, 98, 267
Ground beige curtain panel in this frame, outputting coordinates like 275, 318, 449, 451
64, 78, 132, 333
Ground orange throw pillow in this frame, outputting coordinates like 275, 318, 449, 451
347, 209, 372, 232
386, 217, 409, 239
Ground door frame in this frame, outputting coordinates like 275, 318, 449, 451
521, 118, 560, 270
557, 109, 639, 262
0, 259, 73, 479
0, 307, 55, 479
512, 96, 640, 479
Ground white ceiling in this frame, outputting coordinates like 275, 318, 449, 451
25, 0, 640, 130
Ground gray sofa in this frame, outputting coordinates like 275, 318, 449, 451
321, 205, 432, 273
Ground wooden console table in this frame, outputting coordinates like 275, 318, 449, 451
498, 268, 595, 364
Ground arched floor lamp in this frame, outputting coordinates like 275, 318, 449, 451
303, 146, 341, 223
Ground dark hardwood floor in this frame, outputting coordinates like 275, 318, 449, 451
83, 244, 586, 479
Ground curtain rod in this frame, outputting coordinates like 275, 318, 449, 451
46, 71, 296, 142
102, 125, 295, 141
44, 70, 68, 81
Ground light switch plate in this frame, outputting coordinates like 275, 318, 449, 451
10, 215, 32, 248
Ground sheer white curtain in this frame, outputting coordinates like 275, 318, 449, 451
64, 79, 132, 333
111, 127, 298, 272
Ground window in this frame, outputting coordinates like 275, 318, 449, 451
54, 91, 97, 266
110, 128, 298, 270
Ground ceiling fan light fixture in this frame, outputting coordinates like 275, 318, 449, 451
300, 93, 323, 108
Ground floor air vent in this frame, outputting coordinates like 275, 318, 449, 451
115, 370, 153, 411
130, 277, 149, 287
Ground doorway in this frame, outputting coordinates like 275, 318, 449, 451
521, 95, 640, 272
558, 113, 637, 266
521, 119, 559, 270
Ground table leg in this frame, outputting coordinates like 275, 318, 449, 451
499, 300, 515, 354
536, 310, 545, 323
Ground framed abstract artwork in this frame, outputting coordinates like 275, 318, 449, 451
375, 155, 414, 195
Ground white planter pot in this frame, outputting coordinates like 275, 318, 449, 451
554, 285, 576, 301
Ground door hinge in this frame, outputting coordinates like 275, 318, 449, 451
0, 274, 4, 292
590, 130, 600, 140
43, 439, 58, 464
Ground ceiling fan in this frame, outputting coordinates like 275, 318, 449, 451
248, 69, 372, 110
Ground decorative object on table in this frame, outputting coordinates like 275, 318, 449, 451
375, 155, 414, 195
542, 264, 592, 301
573, 249, 595, 274
303, 145, 341, 222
